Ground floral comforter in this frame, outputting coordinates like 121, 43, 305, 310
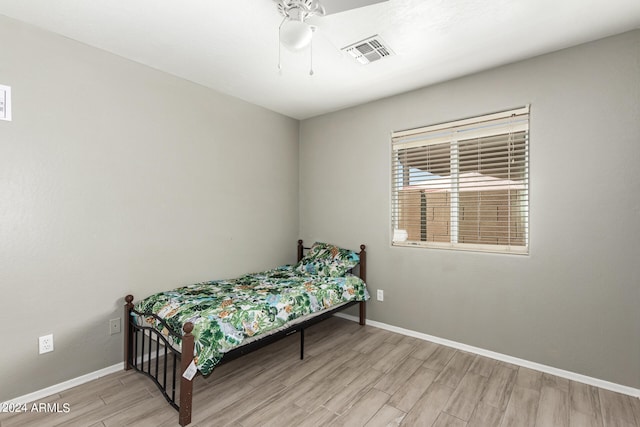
132, 265, 369, 375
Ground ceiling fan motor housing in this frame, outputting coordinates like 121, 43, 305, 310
276, 0, 326, 21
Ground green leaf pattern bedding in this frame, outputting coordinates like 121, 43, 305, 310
133, 265, 369, 375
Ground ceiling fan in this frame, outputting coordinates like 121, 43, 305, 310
273, 0, 389, 74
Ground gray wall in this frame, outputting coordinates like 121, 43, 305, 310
0, 15, 299, 401
300, 30, 640, 389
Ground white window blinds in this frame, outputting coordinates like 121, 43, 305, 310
391, 106, 530, 254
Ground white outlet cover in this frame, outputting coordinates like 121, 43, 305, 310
39, 334, 54, 354
109, 318, 121, 335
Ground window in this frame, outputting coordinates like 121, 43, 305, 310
391, 106, 529, 254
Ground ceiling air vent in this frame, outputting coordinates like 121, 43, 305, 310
342, 35, 394, 64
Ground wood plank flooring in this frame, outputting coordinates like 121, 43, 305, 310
2, 316, 639, 427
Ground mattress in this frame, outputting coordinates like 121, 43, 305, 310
132, 265, 369, 375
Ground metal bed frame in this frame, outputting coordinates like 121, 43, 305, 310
124, 240, 367, 426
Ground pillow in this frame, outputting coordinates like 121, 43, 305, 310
295, 242, 359, 277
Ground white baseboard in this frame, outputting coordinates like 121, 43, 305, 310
1, 363, 122, 408
4, 316, 638, 409
1, 329, 170, 408
335, 313, 640, 398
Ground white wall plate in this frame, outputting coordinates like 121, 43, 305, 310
0, 84, 12, 121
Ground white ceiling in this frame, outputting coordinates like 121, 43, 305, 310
1, 0, 639, 119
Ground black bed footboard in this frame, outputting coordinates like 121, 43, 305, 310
124, 296, 196, 425
127, 316, 181, 410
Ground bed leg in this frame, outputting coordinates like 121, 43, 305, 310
358, 244, 366, 283
124, 295, 134, 371
297, 239, 304, 262
179, 322, 195, 427
359, 301, 366, 326
300, 328, 305, 360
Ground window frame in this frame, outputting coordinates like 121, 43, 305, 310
391, 106, 530, 255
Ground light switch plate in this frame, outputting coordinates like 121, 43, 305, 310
0, 84, 12, 121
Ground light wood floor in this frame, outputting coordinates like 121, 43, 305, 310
2, 316, 639, 427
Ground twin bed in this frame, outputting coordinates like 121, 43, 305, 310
124, 240, 369, 426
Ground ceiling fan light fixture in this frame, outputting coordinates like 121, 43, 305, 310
274, 0, 326, 74
280, 19, 313, 51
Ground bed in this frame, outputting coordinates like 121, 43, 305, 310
123, 240, 369, 426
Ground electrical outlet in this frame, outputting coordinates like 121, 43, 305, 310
109, 318, 121, 335
39, 334, 54, 354
377, 289, 384, 301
